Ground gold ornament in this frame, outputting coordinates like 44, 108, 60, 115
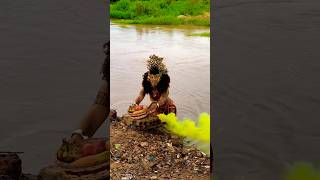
146, 54, 168, 76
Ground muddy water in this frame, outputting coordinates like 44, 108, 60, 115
214, 0, 320, 179
110, 22, 210, 120
0, 0, 107, 174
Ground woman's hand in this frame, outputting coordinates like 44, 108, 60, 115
63, 133, 83, 144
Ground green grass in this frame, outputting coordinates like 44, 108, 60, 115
110, 0, 210, 26
189, 31, 210, 37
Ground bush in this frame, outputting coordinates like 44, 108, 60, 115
110, 10, 135, 19
110, 0, 210, 26
112, 0, 131, 11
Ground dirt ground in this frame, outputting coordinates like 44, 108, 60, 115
110, 119, 211, 180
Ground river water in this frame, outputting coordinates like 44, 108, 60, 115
110, 22, 210, 121
214, 0, 320, 179
0, 0, 107, 174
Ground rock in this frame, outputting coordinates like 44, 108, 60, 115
193, 166, 200, 173
127, 157, 133, 164
142, 158, 156, 170
121, 153, 127, 161
171, 137, 183, 147
121, 173, 133, 180
166, 143, 175, 152
109, 109, 117, 121
196, 151, 203, 157
150, 175, 158, 179
140, 142, 149, 147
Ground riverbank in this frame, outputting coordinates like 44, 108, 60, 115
110, 116, 211, 179
110, 0, 210, 26
189, 32, 210, 37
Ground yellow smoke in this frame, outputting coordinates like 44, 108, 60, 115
157, 113, 210, 155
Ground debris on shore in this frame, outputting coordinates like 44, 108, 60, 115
110, 112, 211, 180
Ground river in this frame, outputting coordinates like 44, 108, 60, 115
110, 22, 210, 121
214, 0, 320, 179
0, 0, 107, 174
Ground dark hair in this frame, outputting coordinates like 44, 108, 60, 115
149, 66, 159, 75
102, 41, 109, 80
142, 67, 170, 94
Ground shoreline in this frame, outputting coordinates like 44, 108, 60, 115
111, 17, 210, 27
110, 113, 211, 179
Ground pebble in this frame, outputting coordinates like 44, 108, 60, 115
150, 176, 158, 179
140, 142, 149, 147
121, 173, 133, 180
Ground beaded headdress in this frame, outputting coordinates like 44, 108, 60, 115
146, 54, 168, 76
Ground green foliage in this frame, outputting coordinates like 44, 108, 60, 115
110, 0, 210, 26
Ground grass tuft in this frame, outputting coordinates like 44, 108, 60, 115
189, 32, 210, 37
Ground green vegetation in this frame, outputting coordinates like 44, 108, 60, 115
189, 31, 210, 37
110, 0, 210, 26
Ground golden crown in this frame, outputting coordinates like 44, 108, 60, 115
146, 54, 168, 75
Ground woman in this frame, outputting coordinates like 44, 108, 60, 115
135, 55, 176, 115
67, 41, 110, 143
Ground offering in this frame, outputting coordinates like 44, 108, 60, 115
128, 104, 148, 119
123, 104, 164, 130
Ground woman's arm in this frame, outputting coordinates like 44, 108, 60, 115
135, 88, 145, 105
76, 80, 109, 138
